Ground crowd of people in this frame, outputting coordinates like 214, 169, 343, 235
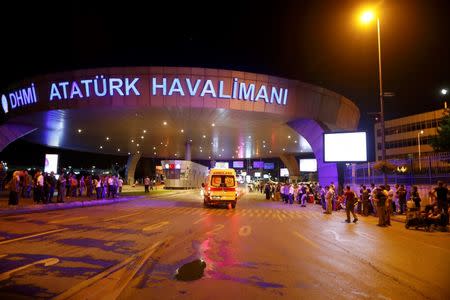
5, 170, 124, 206
254, 180, 449, 229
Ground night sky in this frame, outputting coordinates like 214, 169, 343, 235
1, 0, 449, 161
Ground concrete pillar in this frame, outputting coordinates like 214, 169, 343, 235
287, 119, 338, 187
185, 142, 191, 161
0, 123, 37, 152
279, 153, 300, 182
125, 152, 142, 185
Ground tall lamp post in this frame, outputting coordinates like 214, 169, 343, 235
417, 130, 424, 171
361, 10, 386, 184
441, 88, 448, 110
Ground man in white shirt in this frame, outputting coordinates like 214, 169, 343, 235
288, 183, 294, 204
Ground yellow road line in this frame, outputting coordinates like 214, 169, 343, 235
292, 231, 320, 249
0, 228, 68, 245
49, 216, 88, 224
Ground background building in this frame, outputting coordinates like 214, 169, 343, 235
374, 109, 445, 160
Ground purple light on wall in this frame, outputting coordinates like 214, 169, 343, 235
287, 119, 338, 187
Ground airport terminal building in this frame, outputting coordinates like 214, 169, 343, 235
0, 67, 360, 186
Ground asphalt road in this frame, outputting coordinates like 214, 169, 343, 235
0, 190, 448, 300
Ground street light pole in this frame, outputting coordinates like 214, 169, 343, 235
417, 130, 424, 171
376, 17, 387, 185
441, 88, 448, 110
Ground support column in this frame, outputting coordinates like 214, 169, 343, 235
287, 119, 338, 187
125, 152, 142, 185
185, 142, 191, 161
279, 153, 300, 182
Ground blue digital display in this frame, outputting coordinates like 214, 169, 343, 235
233, 161, 244, 168
263, 163, 274, 170
253, 161, 264, 168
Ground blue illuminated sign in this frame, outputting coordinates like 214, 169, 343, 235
1, 83, 38, 113
1, 72, 289, 116
48, 76, 288, 105
49, 76, 140, 100
151, 77, 288, 105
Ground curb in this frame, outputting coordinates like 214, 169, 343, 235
0, 191, 186, 217
0, 196, 145, 217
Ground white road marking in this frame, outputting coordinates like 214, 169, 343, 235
103, 212, 142, 222
206, 224, 224, 235
193, 217, 207, 224
238, 226, 252, 237
292, 231, 320, 249
53, 239, 167, 300
142, 221, 170, 232
0, 228, 68, 245
355, 231, 377, 241
0, 257, 59, 281
324, 230, 347, 242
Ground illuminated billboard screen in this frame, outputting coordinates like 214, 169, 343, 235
323, 132, 367, 162
280, 168, 289, 177
299, 159, 317, 172
233, 161, 244, 168
44, 154, 58, 174
263, 163, 274, 170
253, 161, 264, 168
215, 162, 229, 169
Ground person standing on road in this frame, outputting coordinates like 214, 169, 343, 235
385, 185, 394, 226
264, 183, 271, 200
118, 177, 123, 194
361, 185, 370, 216
288, 183, 294, 204
411, 186, 421, 210
56, 174, 66, 203
434, 181, 448, 218
144, 176, 150, 193
375, 185, 388, 227
7, 171, 21, 205
324, 185, 333, 214
94, 176, 102, 199
344, 186, 358, 223
393, 184, 399, 214
397, 184, 407, 214
47, 171, 56, 203
35, 170, 44, 203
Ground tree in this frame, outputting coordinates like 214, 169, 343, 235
431, 109, 450, 152
373, 160, 397, 174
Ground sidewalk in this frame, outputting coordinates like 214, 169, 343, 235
0, 185, 184, 216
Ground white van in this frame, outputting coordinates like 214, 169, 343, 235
203, 168, 238, 208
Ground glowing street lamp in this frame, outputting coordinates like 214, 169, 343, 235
441, 88, 448, 109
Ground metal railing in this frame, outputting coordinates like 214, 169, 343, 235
344, 152, 450, 186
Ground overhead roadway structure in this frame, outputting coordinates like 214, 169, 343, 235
0, 67, 360, 185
